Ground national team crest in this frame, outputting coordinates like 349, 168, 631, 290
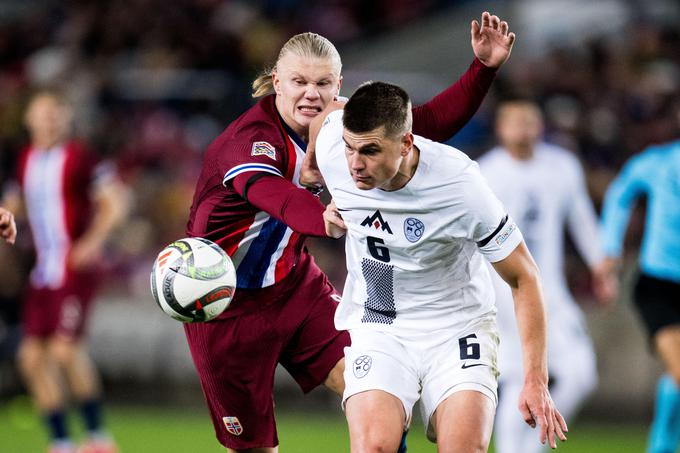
360, 210, 393, 234
404, 217, 424, 243
353, 355, 372, 378
251, 141, 276, 160
223, 416, 243, 436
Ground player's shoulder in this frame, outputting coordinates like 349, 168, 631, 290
535, 142, 583, 173
640, 139, 680, 162
476, 146, 507, 169
208, 98, 286, 159
416, 136, 474, 175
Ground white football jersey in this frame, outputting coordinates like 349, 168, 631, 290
478, 144, 602, 302
316, 110, 523, 333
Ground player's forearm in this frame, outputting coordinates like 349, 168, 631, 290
512, 271, 549, 383
234, 174, 327, 237
82, 181, 129, 246
411, 58, 496, 142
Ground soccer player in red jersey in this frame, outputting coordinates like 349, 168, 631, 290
4, 91, 128, 453
184, 12, 515, 452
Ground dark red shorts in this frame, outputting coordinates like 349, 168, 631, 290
184, 253, 350, 449
22, 272, 98, 339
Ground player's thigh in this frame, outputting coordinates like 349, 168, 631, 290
547, 302, 596, 381
184, 312, 282, 448
433, 390, 495, 453
419, 318, 499, 442
279, 268, 349, 394
655, 325, 680, 382
345, 390, 405, 453
343, 330, 420, 427
17, 336, 47, 372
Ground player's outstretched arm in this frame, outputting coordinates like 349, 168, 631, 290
492, 242, 568, 449
411, 11, 515, 142
471, 11, 515, 69
0, 207, 17, 244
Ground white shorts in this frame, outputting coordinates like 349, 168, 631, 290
342, 317, 500, 441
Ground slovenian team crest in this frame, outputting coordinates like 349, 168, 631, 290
251, 141, 276, 160
353, 355, 372, 378
404, 218, 424, 243
223, 416, 243, 436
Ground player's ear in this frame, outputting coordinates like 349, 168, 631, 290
272, 70, 282, 96
401, 132, 414, 155
336, 75, 343, 96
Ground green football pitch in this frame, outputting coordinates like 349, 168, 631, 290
0, 396, 647, 452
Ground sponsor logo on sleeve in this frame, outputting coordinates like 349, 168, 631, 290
494, 223, 516, 247
251, 141, 276, 160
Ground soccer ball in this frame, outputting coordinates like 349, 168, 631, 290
150, 237, 236, 322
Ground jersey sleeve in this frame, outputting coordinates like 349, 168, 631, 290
219, 139, 288, 187
452, 161, 523, 262
411, 58, 496, 142
564, 155, 603, 267
600, 149, 656, 258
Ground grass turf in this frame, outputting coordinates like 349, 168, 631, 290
0, 396, 647, 452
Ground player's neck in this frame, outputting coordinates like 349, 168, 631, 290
384, 145, 420, 191
32, 134, 65, 151
507, 145, 534, 161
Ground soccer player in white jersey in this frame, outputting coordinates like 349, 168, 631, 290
478, 100, 616, 453
311, 82, 567, 452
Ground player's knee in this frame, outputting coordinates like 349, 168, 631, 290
48, 338, 79, 366
356, 436, 401, 453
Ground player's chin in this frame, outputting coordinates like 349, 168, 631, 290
352, 179, 374, 190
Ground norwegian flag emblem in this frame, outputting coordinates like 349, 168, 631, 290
223, 416, 243, 436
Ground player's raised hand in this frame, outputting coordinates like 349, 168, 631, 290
323, 200, 347, 239
0, 207, 17, 244
471, 11, 516, 69
518, 378, 568, 449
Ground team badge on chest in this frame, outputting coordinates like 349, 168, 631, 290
404, 217, 424, 243
223, 416, 243, 436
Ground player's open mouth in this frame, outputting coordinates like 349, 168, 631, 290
298, 106, 322, 115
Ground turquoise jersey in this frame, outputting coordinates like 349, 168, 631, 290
601, 139, 680, 283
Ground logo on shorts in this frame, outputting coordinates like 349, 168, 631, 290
222, 416, 243, 436
461, 363, 486, 369
251, 141, 276, 160
353, 355, 372, 378
404, 217, 424, 243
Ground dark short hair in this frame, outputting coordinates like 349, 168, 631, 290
343, 81, 412, 139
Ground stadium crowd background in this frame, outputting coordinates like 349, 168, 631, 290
0, 0, 678, 422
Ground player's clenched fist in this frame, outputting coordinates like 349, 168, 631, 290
0, 207, 17, 244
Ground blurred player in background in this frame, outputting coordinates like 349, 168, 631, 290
478, 100, 615, 453
183, 12, 515, 452
3, 90, 129, 453
599, 101, 680, 453
313, 81, 565, 452
0, 206, 17, 244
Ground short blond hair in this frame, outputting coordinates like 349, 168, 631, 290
251, 32, 342, 98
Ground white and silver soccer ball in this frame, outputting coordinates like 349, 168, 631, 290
150, 237, 236, 322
